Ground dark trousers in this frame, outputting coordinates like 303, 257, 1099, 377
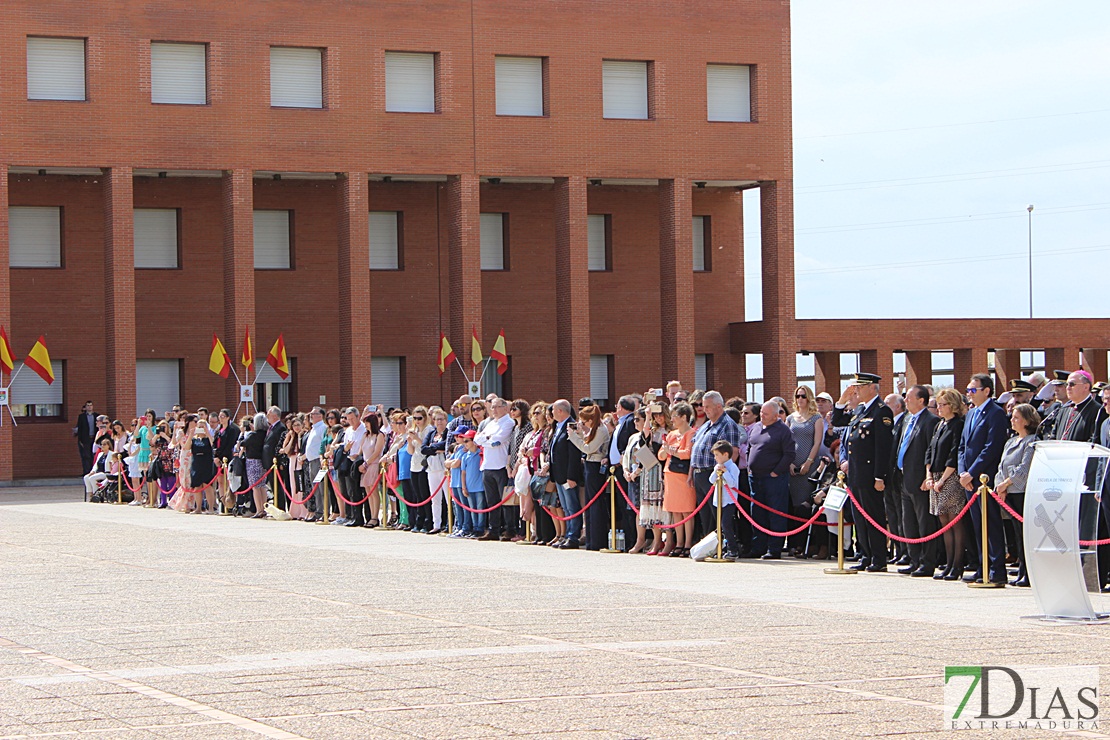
534, 500, 555, 543
966, 486, 1006, 581
900, 484, 938, 570
716, 503, 740, 555
886, 471, 907, 559
693, 468, 714, 541
483, 468, 508, 535
78, 442, 94, 475
735, 469, 753, 554
853, 480, 888, 568
611, 464, 634, 551
1009, 492, 1027, 581
750, 473, 789, 555
411, 470, 433, 531
346, 467, 371, 526
584, 461, 608, 550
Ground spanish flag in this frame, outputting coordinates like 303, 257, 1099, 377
241, 326, 253, 368
490, 329, 508, 376
470, 327, 482, 369
266, 334, 289, 379
25, 336, 54, 385
0, 326, 15, 376
438, 334, 456, 376
209, 335, 232, 379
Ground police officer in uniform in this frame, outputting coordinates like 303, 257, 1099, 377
1036, 370, 1070, 439
833, 373, 895, 572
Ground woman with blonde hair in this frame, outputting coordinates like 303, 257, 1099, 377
568, 404, 611, 551
787, 385, 825, 557
925, 387, 969, 580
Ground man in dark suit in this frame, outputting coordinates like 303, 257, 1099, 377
958, 373, 1010, 584
1050, 370, 1106, 444
262, 406, 287, 510
894, 385, 941, 576
74, 401, 96, 474
608, 395, 639, 550
548, 399, 584, 549
833, 373, 895, 572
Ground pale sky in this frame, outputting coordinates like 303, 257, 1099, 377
786, 0, 1110, 320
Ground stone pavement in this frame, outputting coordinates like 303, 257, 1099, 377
1, 487, 1108, 739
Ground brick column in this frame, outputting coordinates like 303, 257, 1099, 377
859, 348, 895, 397
0, 167, 10, 481
447, 174, 482, 397
338, 173, 373, 404
953, 347, 988, 390
222, 169, 255, 408
103, 167, 136, 420
993, 349, 1022, 393
1045, 346, 1080, 376
1082, 349, 1108, 384
813, 351, 838, 395
904, 351, 931, 389
659, 178, 695, 388
554, 176, 590, 402
759, 180, 797, 395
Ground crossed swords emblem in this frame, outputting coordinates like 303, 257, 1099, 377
1033, 503, 1068, 553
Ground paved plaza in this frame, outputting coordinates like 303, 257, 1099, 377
0, 487, 1108, 739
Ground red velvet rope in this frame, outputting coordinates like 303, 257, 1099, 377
842, 486, 977, 544
540, 479, 608, 521
329, 471, 380, 507
451, 487, 518, 514
988, 488, 1110, 547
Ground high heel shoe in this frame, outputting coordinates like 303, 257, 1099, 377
944, 566, 964, 581
933, 565, 950, 581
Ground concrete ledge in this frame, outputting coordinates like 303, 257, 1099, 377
0, 479, 81, 489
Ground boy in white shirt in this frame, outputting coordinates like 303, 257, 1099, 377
712, 440, 742, 561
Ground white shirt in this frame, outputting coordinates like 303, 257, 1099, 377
305, 420, 326, 462
344, 423, 366, 459
475, 414, 514, 471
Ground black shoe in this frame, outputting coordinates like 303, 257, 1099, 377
962, 571, 982, 583
848, 562, 869, 571
760, 552, 781, 560
558, 539, 580, 550
911, 567, 933, 577
866, 564, 888, 573
845, 554, 862, 562
345, 520, 360, 527
933, 568, 949, 581
896, 556, 912, 566
897, 566, 915, 575
1011, 577, 1030, 587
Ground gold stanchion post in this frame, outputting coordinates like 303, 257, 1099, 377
446, 479, 455, 535
601, 474, 621, 553
706, 470, 729, 562
517, 517, 531, 545
825, 472, 857, 575
317, 459, 331, 525
969, 474, 1004, 589
270, 458, 279, 516
379, 462, 389, 527
116, 454, 124, 505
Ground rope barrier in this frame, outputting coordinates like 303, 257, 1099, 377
540, 479, 608, 521
731, 490, 826, 538
398, 475, 448, 508
120, 469, 149, 493
276, 468, 324, 507
451, 487, 518, 514
726, 484, 837, 526
656, 485, 715, 530
614, 477, 639, 515
843, 486, 977, 544
988, 488, 1110, 547
329, 471, 380, 507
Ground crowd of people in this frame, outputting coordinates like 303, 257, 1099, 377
75, 368, 1110, 589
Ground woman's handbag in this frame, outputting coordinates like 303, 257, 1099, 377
529, 473, 550, 500
668, 457, 691, 475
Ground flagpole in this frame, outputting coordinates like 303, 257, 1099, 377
454, 355, 472, 384
476, 357, 493, 387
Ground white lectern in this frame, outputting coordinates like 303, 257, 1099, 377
1024, 441, 1110, 623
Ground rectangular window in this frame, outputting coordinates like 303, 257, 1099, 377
695, 354, 710, 391
385, 52, 436, 113
371, 356, 403, 409
254, 360, 293, 411
692, 215, 710, 272
602, 60, 648, 119
587, 214, 609, 271
27, 37, 86, 101
151, 42, 207, 105
253, 210, 292, 269
590, 355, 612, 407
480, 212, 507, 271
746, 353, 764, 404
9, 206, 62, 268
369, 211, 401, 270
270, 47, 323, 108
495, 56, 543, 116
9, 361, 64, 420
706, 64, 751, 122
136, 359, 181, 418
134, 208, 179, 269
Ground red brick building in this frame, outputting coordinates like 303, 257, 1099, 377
1, 1, 1106, 480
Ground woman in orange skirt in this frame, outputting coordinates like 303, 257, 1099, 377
661, 402, 696, 557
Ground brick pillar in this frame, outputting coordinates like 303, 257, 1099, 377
447, 174, 482, 397
338, 173, 373, 404
1045, 346, 1080, 376
760, 180, 797, 395
0, 167, 10, 481
659, 178, 695, 388
1082, 349, 1108, 384
554, 177, 590, 402
222, 169, 255, 408
103, 167, 136, 420
953, 347, 988, 390
813, 351, 838, 395
859, 348, 895, 397
993, 349, 1022, 393
904, 351, 931, 389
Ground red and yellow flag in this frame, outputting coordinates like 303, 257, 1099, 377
209, 335, 232, 379
241, 326, 253, 368
25, 336, 54, 385
0, 326, 15, 376
490, 329, 508, 376
438, 334, 456, 376
470, 327, 482, 369
266, 334, 289, 379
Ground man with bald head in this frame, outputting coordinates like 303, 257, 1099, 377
745, 401, 795, 559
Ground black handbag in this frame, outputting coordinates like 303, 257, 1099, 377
668, 457, 690, 475
333, 447, 352, 475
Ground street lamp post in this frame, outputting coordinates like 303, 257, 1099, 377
1027, 205, 1034, 319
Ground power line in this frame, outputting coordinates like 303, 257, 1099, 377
796, 107, 1110, 140
796, 242, 1110, 277
797, 202, 1110, 235
796, 159, 1110, 194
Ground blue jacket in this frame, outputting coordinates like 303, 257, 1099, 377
958, 398, 1009, 482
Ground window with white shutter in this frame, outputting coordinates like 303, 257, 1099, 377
588, 214, 609, 271
602, 60, 649, 119
385, 52, 436, 113
369, 211, 400, 270
270, 47, 323, 108
692, 215, 710, 272
590, 355, 611, 406
134, 209, 179, 269
253, 210, 292, 269
9, 361, 64, 419
495, 56, 543, 116
9, 207, 62, 268
254, 363, 291, 384
27, 37, 86, 101
480, 213, 506, 271
371, 357, 403, 409
151, 42, 207, 105
694, 354, 709, 391
136, 359, 180, 418
707, 64, 751, 122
